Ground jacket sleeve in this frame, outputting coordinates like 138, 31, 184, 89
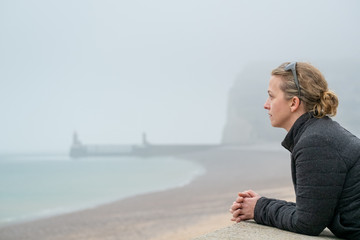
254, 136, 347, 236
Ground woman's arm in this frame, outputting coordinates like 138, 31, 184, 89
254, 141, 347, 236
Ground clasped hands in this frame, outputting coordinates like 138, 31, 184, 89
229, 190, 261, 223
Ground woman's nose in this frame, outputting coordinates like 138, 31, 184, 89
264, 98, 270, 110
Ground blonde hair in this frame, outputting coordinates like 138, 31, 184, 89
272, 62, 338, 118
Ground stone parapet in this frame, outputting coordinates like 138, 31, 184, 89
192, 221, 340, 240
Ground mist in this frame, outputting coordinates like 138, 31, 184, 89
1, 0, 359, 153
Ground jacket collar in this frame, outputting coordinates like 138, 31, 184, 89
281, 112, 314, 152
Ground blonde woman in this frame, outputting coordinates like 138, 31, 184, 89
230, 62, 360, 239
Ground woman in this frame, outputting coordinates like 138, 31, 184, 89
229, 62, 360, 239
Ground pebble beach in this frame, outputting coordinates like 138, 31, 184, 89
0, 147, 296, 240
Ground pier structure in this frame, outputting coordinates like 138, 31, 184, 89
69, 132, 220, 158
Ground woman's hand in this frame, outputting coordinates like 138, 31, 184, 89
229, 190, 261, 223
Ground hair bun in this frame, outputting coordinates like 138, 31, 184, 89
313, 90, 339, 118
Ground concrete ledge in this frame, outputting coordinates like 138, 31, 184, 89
192, 221, 341, 240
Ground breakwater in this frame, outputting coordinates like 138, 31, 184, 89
69, 132, 220, 158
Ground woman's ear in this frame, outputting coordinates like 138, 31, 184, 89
290, 97, 301, 112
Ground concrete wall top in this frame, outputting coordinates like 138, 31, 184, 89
192, 221, 341, 240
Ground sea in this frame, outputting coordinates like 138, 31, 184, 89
0, 153, 205, 226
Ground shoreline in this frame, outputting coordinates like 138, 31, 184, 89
0, 147, 295, 240
0, 154, 205, 228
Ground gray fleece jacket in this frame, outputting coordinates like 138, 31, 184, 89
254, 112, 360, 239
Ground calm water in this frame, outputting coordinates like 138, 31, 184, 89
0, 153, 205, 225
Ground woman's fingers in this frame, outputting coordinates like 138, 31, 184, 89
238, 192, 251, 198
233, 202, 241, 210
231, 190, 260, 222
230, 190, 259, 222
236, 214, 249, 222
232, 208, 242, 219
235, 196, 244, 203
230, 206, 252, 222
245, 189, 260, 198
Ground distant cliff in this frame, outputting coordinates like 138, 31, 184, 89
222, 60, 360, 145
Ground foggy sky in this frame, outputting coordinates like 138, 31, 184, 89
1, 0, 359, 152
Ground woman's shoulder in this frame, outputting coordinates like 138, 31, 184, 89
304, 116, 357, 140
297, 117, 360, 162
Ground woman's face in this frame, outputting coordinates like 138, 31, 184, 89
264, 75, 293, 131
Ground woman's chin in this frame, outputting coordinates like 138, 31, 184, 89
270, 121, 280, 128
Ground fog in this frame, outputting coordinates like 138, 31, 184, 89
1, 0, 359, 153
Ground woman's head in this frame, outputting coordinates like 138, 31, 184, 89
271, 62, 338, 118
